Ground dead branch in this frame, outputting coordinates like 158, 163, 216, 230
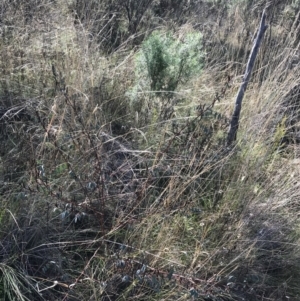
227, 10, 268, 146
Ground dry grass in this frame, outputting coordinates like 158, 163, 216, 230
0, 0, 300, 300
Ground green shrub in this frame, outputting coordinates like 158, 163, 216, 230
127, 29, 204, 126
139, 29, 203, 94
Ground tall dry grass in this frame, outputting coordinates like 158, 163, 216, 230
0, 0, 300, 300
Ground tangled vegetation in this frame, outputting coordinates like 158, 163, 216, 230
0, 0, 300, 300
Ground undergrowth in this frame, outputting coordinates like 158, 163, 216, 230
0, 0, 300, 300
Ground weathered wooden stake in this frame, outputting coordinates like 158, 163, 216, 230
227, 10, 268, 146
